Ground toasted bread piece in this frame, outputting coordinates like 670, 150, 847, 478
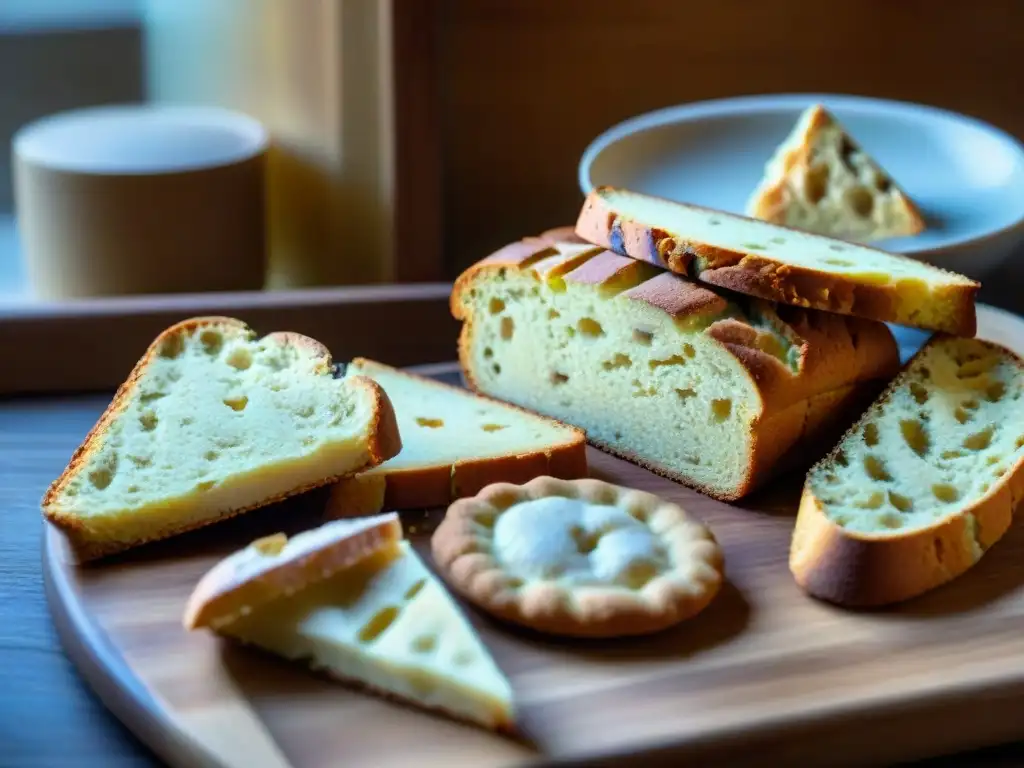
184, 513, 403, 630
746, 104, 926, 242
325, 358, 587, 518
791, 337, 1024, 607
575, 186, 977, 335
451, 232, 899, 500
42, 317, 401, 561
187, 521, 516, 732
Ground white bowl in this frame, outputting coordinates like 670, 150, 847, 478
579, 93, 1024, 284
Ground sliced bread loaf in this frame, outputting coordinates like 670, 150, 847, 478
746, 104, 926, 242
42, 317, 401, 561
575, 186, 977, 335
791, 336, 1024, 607
451, 232, 900, 500
325, 358, 587, 518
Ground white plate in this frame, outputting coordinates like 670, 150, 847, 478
579, 93, 1024, 283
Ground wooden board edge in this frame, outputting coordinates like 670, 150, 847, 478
0, 283, 458, 397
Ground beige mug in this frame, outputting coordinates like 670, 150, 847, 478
13, 104, 269, 299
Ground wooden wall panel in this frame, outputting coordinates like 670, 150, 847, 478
438, 0, 1024, 274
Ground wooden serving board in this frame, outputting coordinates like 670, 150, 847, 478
42, 307, 1024, 768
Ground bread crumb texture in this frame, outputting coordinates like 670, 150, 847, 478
46, 319, 378, 553
808, 337, 1024, 535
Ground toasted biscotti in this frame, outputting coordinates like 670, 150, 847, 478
451, 233, 900, 500
790, 336, 1024, 607
41, 317, 401, 561
325, 358, 587, 518
575, 186, 978, 335
746, 104, 926, 243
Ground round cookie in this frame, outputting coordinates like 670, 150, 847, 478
430, 475, 724, 638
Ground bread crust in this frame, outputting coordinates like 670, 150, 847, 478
183, 513, 404, 630
789, 337, 1024, 607
41, 316, 402, 562
451, 234, 900, 500
324, 358, 588, 518
574, 187, 978, 336
747, 105, 927, 238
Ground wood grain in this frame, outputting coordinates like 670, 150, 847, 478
32, 306, 1024, 767
0, 283, 457, 397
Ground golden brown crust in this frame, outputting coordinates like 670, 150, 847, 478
574, 187, 978, 336
183, 514, 404, 630
41, 317, 402, 562
451, 233, 900, 500
430, 476, 724, 638
789, 337, 1024, 607
324, 360, 588, 519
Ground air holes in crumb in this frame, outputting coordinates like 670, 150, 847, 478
578, 317, 604, 337
836, 450, 849, 467
200, 329, 223, 355
197, 480, 216, 492
711, 399, 732, 422
492, 363, 501, 375
963, 398, 979, 410
987, 382, 1007, 402
910, 382, 929, 405
411, 635, 437, 653
649, 355, 686, 370
743, 243, 767, 251
358, 606, 400, 644
964, 425, 995, 451
602, 353, 632, 371
548, 309, 560, 319
483, 347, 494, 359
825, 258, 854, 267
489, 297, 506, 314
770, 236, 786, 245
804, 163, 829, 204
481, 423, 506, 432
253, 533, 287, 556
888, 492, 912, 513
675, 388, 696, 400
844, 186, 874, 218
416, 417, 444, 428
551, 372, 569, 385
864, 455, 891, 482
453, 650, 474, 666
879, 513, 902, 530
683, 343, 696, 358
404, 579, 426, 600
708, 218, 721, 225
863, 423, 879, 447
900, 419, 929, 456
933, 484, 959, 503
158, 334, 184, 359
88, 467, 114, 491
500, 316, 515, 340
139, 410, 158, 431
204, 450, 219, 461
942, 450, 964, 460
570, 525, 600, 554
829, 244, 846, 252
633, 329, 653, 346
954, 407, 970, 424
1016, 436, 1024, 450
856, 491, 885, 510
223, 395, 248, 412
226, 348, 252, 370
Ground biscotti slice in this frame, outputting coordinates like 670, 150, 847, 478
188, 522, 516, 731
746, 104, 926, 243
184, 513, 403, 630
325, 358, 587, 518
791, 337, 1024, 607
451, 233, 900, 500
575, 186, 977, 335
42, 317, 401, 561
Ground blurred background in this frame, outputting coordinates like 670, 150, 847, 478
0, 0, 1022, 303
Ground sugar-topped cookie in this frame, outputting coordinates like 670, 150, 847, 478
430, 476, 724, 638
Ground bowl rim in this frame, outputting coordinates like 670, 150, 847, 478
578, 92, 1024, 257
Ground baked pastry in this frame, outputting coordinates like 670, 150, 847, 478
790, 336, 1024, 607
325, 358, 587, 518
431, 476, 724, 638
746, 103, 926, 243
186, 514, 516, 732
574, 186, 977, 335
451, 232, 900, 500
41, 317, 401, 561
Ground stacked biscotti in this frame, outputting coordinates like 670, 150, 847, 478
451, 186, 1024, 607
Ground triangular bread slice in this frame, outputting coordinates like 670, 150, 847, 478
791, 336, 1024, 607
746, 103, 926, 243
186, 517, 516, 732
575, 186, 978, 335
42, 317, 401, 561
325, 358, 587, 518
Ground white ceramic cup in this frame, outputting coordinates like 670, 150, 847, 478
13, 104, 269, 299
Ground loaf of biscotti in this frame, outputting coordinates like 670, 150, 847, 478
450, 232, 901, 500
575, 186, 977, 335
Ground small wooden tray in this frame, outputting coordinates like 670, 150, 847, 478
38, 304, 1024, 768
